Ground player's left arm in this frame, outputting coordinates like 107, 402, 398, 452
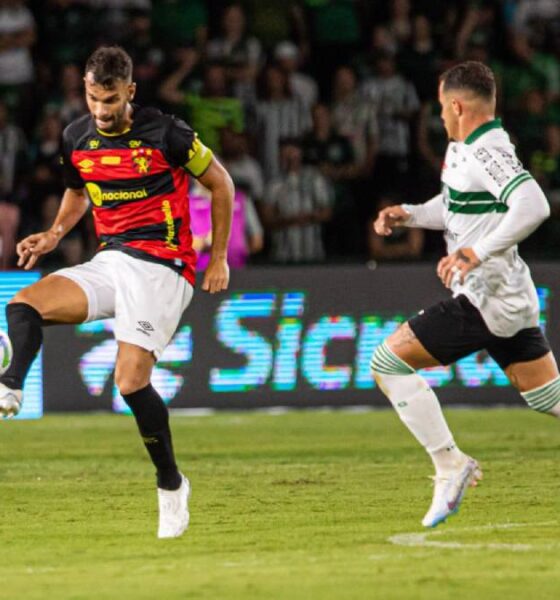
471, 178, 550, 259
164, 117, 235, 293
438, 146, 550, 288
197, 157, 235, 293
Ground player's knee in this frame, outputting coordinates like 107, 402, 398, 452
116, 372, 150, 396
9, 291, 45, 318
370, 342, 416, 381
115, 360, 151, 395
521, 375, 560, 416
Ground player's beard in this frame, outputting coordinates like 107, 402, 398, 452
96, 107, 128, 134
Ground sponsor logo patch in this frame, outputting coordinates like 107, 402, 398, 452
161, 199, 178, 250
100, 155, 121, 165
85, 182, 148, 207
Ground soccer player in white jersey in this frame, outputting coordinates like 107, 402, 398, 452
372, 61, 559, 527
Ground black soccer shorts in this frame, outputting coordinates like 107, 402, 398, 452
408, 294, 551, 370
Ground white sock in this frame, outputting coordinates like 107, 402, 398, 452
522, 376, 560, 416
375, 371, 465, 475
550, 404, 560, 417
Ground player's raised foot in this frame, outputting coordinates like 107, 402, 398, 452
422, 456, 482, 528
0, 383, 23, 419
157, 474, 191, 539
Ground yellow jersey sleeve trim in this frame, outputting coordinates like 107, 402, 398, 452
184, 135, 213, 177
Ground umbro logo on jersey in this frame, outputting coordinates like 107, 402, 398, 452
136, 321, 155, 336
78, 159, 94, 173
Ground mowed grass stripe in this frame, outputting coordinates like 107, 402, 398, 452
0, 409, 559, 600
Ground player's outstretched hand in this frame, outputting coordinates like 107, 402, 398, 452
437, 247, 481, 288
373, 205, 411, 236
16, 230, 61, 270
202, 257, 230, 294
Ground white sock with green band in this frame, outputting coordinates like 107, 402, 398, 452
371, 343, 466, 475
522, 376, 560, 416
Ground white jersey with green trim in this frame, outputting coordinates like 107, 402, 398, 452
441, 118, 539, 337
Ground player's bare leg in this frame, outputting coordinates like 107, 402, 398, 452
371, 323, 481, 527
0, 276, 88, 417
383, 322, 440, 370
507, 352, 560, 416
11, 274, 89, 323
115, 342, 190, 538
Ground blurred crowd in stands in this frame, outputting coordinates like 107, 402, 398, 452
1, 0, 560, 270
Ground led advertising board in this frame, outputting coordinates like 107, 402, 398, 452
42, 265, 559, 412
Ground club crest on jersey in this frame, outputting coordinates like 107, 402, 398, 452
88, 139, 100, 149
132, 148, 153, 174
128, 140, 142, 148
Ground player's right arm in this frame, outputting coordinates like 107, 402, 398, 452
373, 205, 411, 236
17, 123, 91, 270
374, 193, 446, 236
17, 187, 89, 270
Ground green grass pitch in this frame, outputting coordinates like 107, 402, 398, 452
1, 408, 559, 600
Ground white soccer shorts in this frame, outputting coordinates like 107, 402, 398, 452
54, 250, 193, 359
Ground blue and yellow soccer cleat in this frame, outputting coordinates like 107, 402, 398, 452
422, 457, 482, 528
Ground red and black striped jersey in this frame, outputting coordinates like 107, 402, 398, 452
60, 105, 214, 286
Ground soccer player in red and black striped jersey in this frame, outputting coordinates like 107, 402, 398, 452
0, 47, 234, 538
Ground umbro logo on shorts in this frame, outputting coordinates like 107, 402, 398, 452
136, 321, 155, 336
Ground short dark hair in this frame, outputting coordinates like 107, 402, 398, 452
440, 61, 495, 100
85, 46, 133, 88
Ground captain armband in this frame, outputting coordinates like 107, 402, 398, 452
184, 135, 213, 177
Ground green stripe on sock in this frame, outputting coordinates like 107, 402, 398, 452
369, 363, 404, 376
383, 344, 415, 374
370, 354, 397, 374
522, 377, 560, 413
370, 351, 400, 374
377, 344, 405, 369
528, 397, 559, 412
376, 346, 409, 374
371, 343, 414, 375
527, 389, 560, 410
524, 378, 560, 401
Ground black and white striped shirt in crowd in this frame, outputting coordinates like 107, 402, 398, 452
264, 167, 333, 264
255, 98, 311, 180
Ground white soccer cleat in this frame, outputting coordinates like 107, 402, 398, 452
422, 456, 482, 528
0, 382, 23, 419
157, 474, 191, 539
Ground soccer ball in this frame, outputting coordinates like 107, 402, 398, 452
0, 330, 13, 376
